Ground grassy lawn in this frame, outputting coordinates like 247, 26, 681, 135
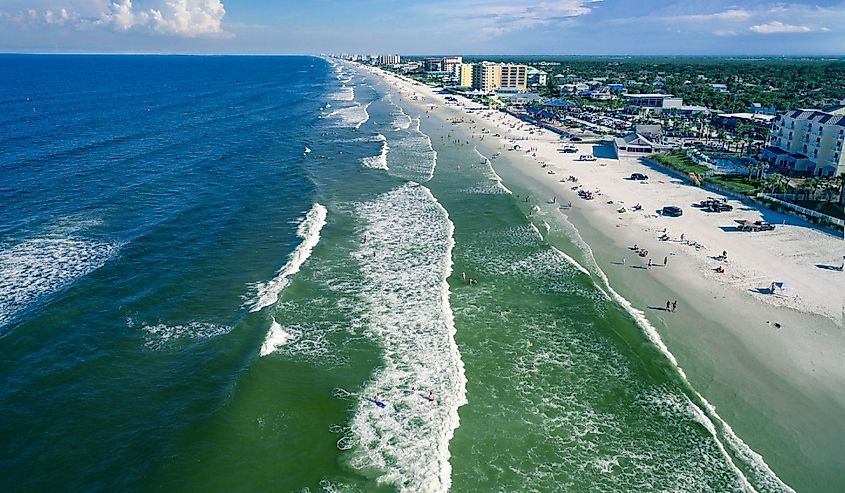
652, 150, 709, 175
707, 175, 760, 195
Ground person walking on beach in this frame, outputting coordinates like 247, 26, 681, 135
663, 256, 668, 266
648, 258, 653, 268
666, 300, 672, 311
672, 300, 677, 312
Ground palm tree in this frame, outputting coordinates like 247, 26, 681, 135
763, 173, 788, 194
798, 178, 819, 201
838, 172, 845, 205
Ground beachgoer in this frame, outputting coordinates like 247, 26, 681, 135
648, 258, 653, 268
666, 300, 671, 310
427, 392, 436, 402
622, 257, 626, 265
461, 272, 466, 281
680, 233, 685, 241
722, 250, 727, 260
770, 281, 776, 293
663, 256, 668, 266
672, 300, 677, 312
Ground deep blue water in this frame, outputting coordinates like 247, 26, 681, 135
0, 55, 326, 490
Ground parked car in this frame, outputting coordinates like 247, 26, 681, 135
735, 220, 775, 232
569, 136, 583, 142
708, 202, 733, 213
630, 173, 649, 180
662, 206, 683, 217
560, 145, 578, 153
579, 154, 596, 161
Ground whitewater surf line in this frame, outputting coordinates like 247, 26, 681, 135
361, 134, 389, 170
472, 147, 512, 194
347, 183, 466, 493
247, 203, 327, 313
552, 208, 794, 493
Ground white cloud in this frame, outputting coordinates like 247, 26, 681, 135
748, 21, 828, 34
420, 0, 601, 35
664, 8, 751, 23
2, 0, 230, 38
607, 2, 843, 37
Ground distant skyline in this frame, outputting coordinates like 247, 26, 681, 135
0, 1, 843, 56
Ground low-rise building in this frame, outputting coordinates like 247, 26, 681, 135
764, 106, 845, 177
527, 67, 548, 88
625, 93, 683, 114
751, 103, 776, 115
613, 132, 666, 155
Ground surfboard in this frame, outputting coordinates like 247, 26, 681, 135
367, 398, 387, 408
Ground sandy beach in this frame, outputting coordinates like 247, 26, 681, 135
354, 62, 845, 491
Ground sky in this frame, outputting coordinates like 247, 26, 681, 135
0, 0, 843, 55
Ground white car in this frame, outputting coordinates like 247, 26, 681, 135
578, 154, 596, 161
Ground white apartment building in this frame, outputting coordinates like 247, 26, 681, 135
378, 54, 401, 66
765, 107, 845, 177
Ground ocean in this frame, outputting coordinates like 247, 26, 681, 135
0, 55, 795, 492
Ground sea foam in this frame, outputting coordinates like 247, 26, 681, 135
361, 134, 389, 170
247, 203, 328, 313
0, 236, 120, 327
347, 183, 466, 493
260, 317, 295, 356
327, 102, 371, 129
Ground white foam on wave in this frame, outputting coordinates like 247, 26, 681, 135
327, 102, 371, 129
332, 85, 354, 102
361, 134, 389, 170
465, 146, 512, 194
554, 212, 794, 493
0, 236, 120, 327
386, 93, 412, 130
139, 320, 232, 350
260, 317, 294, 356
246, 203, 328, 313
348, 183, 467, 493
386, 118, 437, 183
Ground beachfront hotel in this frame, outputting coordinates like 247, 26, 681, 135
455, 63, 473, 87
470, 62, 529, 92
764, 105, 845, 177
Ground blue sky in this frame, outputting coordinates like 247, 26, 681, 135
0, 0, 843, 55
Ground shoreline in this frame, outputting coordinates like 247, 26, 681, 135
352, 61, 845, 492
